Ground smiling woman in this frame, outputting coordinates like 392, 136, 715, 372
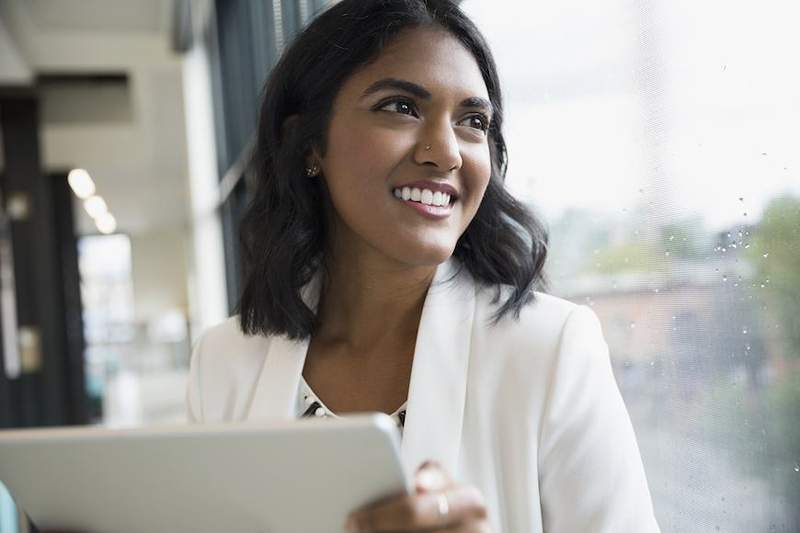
187, 1, 660, 532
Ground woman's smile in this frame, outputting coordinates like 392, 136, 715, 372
390, 180, 459, 220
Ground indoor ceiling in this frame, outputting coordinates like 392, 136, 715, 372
0, 0, 193, 237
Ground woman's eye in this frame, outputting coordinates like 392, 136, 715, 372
460, 114, 490, 133
377, 99, 418, 117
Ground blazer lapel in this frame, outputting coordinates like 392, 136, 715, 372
400, 259, 475, 481
246, 333, 309, 420
245, 274, 320, 421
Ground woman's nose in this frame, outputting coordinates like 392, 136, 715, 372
414, 121, 463, 172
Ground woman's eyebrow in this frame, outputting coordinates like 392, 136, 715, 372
361, 77, 493, 115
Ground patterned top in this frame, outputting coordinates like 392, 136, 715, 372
296, 376, 407, 436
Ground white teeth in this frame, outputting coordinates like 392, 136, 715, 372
392, 187, 454, 207
420, 189, 434, 205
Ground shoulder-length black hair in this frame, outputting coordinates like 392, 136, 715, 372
239, 0, 548, 339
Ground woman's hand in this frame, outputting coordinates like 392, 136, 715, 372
345, 461, 492, 532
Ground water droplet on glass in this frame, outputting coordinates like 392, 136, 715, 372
723, 275, 728, 282
760, 284, 765, 288
742, 328, 748, 335
745, 344, 751, 351
669, 235, 675, 241
744, 243, 750, 249
664, 251, 670, 257
794, 463, 800, 472
763, 253, 769, 258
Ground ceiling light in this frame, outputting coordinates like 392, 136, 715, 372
84, 195, 108, 219
67, 168, 96, 199
95, 212, 117, 235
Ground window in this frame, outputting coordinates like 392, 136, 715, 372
461, 0, 799, 530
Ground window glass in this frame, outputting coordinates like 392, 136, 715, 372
461, 0, 800, 530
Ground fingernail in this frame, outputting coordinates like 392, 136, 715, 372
416, 467, 446, 490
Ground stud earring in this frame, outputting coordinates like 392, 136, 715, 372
305, 164, 319, 177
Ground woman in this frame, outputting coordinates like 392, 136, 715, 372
187, 0, 660, 531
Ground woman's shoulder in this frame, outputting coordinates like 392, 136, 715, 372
190, 316, 272, 382
472, 282, 603, 362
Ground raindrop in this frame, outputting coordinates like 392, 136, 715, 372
730, 243, 737, 249
760, 284, 765, 288
669, 235, 675, 241
726, 232, 732, 238
723, 275, 728, 282
742, 328, 748, 335
765, 278, 770, 284
744, 243, 750, 249
664, 251, 671, 257
794, 463, 800, 472
763, 253, 769, 258
745, 344, 751, 351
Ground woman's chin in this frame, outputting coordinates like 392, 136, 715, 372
384, 240, 456, 269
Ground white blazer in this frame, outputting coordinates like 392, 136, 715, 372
186, 259, 660, 532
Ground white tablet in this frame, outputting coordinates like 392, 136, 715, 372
0, 413, 408, 533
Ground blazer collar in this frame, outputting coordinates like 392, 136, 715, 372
245, 258, 476, 480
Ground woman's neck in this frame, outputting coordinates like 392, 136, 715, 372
315, 252, 437, 355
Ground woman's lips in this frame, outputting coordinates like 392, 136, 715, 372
392, 193, 453, 220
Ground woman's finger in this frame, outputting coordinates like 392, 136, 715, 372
414, 461, 452, 493
347, 484, 488, 532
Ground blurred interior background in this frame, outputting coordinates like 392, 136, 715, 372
0, 0, 798, 531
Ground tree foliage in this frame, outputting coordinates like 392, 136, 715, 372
748, 195, 800, 358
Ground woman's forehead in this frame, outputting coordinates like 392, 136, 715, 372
343, 27, 489, 102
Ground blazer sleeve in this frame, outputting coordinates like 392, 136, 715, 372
538, 305, 660, 532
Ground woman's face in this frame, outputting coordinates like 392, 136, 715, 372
317, 26, 493, 269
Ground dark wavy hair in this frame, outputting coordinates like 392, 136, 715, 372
239, 0, 548, 339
